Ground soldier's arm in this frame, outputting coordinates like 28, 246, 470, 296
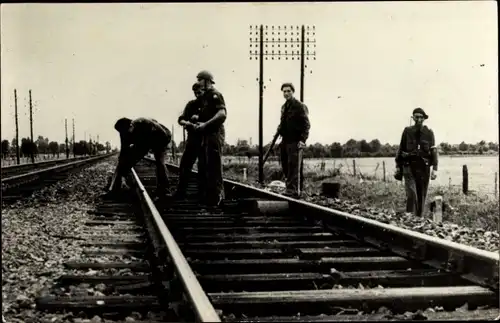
204, 93, 227, 128
298, 103, 310, 143
178, 102, 192, 126
429, 129, 438, 171
395, 127, 408, 167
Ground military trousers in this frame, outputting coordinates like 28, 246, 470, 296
402, 163, 431, 217
112, 143, 170, 196
176, 135, 203, 197
198, 132, 225, 206
280, 141, 304, 195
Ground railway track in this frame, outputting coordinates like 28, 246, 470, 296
33, 157, 499, 322
1, 153, 116, 203
1, 156, 91, 178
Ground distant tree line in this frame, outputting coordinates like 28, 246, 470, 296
1, 135, 113, 160
219, 139, 499, 159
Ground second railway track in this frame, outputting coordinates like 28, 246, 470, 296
1, 154, 116, 203
1, 156, 92, 179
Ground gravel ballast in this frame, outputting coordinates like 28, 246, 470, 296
2, 158, 116, 323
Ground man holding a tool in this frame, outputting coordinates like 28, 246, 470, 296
173, 82, 204, 200
276, 82, 310, 198
194, 70, 227, 208
394, 107, 438, 217
105, 117, 172, 201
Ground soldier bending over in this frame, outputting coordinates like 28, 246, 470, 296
106, 117, 172, 201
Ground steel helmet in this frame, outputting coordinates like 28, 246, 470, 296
196, 70, 215, 84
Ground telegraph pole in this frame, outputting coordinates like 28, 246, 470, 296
89, 134, 92, 155
65, 119, 69, 158
249, 24, 316, 184
300, 25, 305, 102
72, 118, 75, 157
14, 89, 20, 164
29, 89, 35, 163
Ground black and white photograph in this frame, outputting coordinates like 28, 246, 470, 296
1, 2, 499, 322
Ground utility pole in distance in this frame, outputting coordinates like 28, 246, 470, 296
14, 89, 20, 165
29, 89, 35, 163
65, 118, 69, 158
249, 24, 316, 184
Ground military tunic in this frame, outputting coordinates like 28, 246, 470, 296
395, 125, 438, 217
112, 118, 171, 196
277, 97, 310, 195
198, 88, 227, 206
176, 99, 203, 198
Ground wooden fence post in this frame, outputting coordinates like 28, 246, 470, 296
433, 195, 443, 223
353, 160, 356, 177
462, 165, 468, 195
382, 161, 386, 182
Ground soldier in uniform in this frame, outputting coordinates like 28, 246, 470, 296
106, 117, 172, 200
277, 82, 310, 197
173, 83, 204, 200
394, 108, 438, 217
194, 70, 227, 208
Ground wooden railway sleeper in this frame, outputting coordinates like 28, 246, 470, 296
409, 241, 428, 261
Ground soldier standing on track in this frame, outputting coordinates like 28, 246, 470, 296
173, 83, 204, 200
194, 70, 227, 208
105, 117, 172, 201
394, 108, 438, 217
277, 82, 310, 198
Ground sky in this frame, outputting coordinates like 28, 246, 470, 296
1, 1, 498, 149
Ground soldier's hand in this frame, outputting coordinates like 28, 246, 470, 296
191, 115, 199, 122
194, 122, 206, 132
431, 169, 437, 180
394, 167, 403, 181
184, 121, 195, 130
297, 141, 306, 149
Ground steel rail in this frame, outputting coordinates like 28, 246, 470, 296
1, 156, 94, 180
2, 153, 116, 184
1, 155, 89, 173
224, 178, 500, 291
144, 157, 499, 291
129, 167, 221, 322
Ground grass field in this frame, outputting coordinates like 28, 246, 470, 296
221, 159, 499, 232
223, 155, 499, 195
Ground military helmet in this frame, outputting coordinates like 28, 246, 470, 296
196, 70, 215, 84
